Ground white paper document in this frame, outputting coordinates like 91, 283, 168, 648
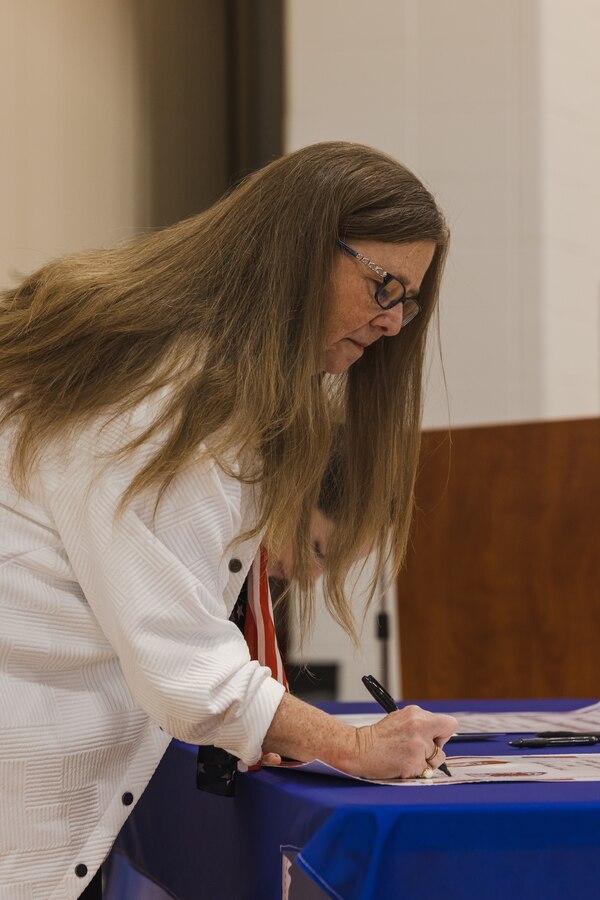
271, 753, 600, 786
336, 701, 600, 735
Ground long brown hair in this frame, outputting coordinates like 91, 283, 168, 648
0, 141, 448, 640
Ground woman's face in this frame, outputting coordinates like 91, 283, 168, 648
322, 239, 436, 375
268, 508, 335, 584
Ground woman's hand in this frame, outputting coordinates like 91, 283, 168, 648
344, 705, 457, 780
262, 692, 456, 780
262, 752, 282, 765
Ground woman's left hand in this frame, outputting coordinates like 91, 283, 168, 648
262, 752, 282, 765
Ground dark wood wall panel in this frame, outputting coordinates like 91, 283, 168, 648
397, 418, 600, 699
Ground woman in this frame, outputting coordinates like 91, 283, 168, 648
0, 142, 457, 897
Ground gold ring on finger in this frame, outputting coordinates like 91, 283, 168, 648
420, 765, 434, 779
426, 745, 439, 764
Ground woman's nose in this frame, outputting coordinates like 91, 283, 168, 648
371, 304, 404, 335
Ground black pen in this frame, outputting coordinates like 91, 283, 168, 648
537, 731, 600, 739
361, 675, 452, 777
509, 736, 600, 749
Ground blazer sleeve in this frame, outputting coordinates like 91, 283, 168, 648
43, 436, 285, 765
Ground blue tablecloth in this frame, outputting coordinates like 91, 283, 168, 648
108, 699, 600, 899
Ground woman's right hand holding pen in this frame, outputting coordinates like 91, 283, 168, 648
348, 705, 458, 780
263, 693, 457, 780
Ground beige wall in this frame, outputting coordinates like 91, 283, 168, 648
0, 0, 148, 287
541, 0, 600, 418
285, 0, 600, 428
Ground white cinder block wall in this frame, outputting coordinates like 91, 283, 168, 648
284, 0, 600, 699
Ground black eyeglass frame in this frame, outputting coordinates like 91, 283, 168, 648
337, 239, 420, 325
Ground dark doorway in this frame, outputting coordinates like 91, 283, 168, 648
136, 0, 284, 227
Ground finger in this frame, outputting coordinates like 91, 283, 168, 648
429, 747, 447, 771
262, 752, 282, 766
432, 715, 459, 745
425, 742, 440, 764
396, 708, 457, 740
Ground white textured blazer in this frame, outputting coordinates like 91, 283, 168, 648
0, 398, 286, 898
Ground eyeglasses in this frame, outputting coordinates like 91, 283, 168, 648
337, 240, 420, 327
